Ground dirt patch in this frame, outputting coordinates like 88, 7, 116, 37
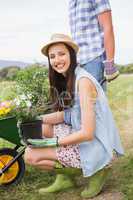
89, 191, 124, 200
57, 190, 124, 200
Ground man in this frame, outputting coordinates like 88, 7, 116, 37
68, 0, 119, 84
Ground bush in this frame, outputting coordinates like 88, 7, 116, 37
0, 66, 20, 81
117, 64, 133, 74
6, 67, 20, 80
15, 64, 50, 110
0, 64, 50, 121
0, 81, 17, 101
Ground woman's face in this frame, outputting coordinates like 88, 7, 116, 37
48, 43, 71, 76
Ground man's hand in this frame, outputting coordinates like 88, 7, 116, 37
103, 60, 119, 82
27, 137, 59, 148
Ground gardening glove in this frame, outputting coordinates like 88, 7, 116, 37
27, 137, 59, 148
103, 60, 119, 82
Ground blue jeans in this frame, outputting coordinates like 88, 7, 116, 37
82, 54, 106, 90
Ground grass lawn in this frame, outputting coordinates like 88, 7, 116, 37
0, 75, 133, 200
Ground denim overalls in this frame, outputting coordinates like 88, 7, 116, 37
64, 66, 124, 177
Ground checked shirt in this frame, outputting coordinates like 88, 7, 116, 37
68, 0, 111, 64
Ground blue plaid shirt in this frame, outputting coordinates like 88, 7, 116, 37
69, 0, 111, 65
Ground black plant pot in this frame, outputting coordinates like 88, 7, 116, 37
20, 120, 42, 144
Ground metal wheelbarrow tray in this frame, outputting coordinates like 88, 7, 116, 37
0, 117, 25, 186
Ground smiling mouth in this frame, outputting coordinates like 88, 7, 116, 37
56, 65, 65, 69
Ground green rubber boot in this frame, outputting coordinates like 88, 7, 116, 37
81, 167, 111, 198
39, 162, 82, 194
39, 174, 75, 194
55, 167, 82, 177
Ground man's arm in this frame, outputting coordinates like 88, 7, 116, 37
98, 11, 115, 61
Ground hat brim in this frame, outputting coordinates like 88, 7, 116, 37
41, 40, 79, 56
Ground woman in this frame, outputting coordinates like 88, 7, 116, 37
24, 33, 124, 198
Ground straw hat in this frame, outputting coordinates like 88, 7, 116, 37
41, 33, 79, 56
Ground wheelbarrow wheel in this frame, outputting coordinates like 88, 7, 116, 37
0, 148, 25, 186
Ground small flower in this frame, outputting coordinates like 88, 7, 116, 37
27, 93, 33, 100
0, 101, 13, 118
25, 100, 32, 108
20, 94, 27, 100
14, 98, 21, 106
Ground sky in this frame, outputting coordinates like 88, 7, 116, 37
0, 0, 133, 65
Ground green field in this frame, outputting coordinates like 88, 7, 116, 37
0, 75, 133, 200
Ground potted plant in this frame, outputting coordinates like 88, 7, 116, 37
13, 66, 50, 143
12, 93, 49, 144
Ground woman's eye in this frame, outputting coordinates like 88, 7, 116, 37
49, 55, 55, 59
60, 52, 65, 56
49, 52, 65, 59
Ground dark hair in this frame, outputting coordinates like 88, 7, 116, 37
48, 43, 77, 111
